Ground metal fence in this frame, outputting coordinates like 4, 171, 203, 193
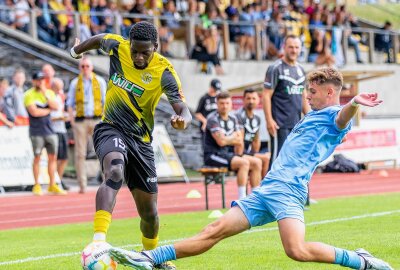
0, 6, 399, 64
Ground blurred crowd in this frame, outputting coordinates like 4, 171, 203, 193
0, 0, 397, 70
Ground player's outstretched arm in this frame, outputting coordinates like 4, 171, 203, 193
70, 34, 107, 59
336, 92, 382, 129
170, 102, 192, 130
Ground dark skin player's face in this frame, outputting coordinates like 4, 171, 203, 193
130, 40, 157, 69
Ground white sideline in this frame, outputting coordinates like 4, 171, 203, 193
0, 209, 399, 266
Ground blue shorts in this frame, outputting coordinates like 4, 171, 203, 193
232, 180, 307, 227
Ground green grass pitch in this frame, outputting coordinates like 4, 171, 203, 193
1, 193, 399, 270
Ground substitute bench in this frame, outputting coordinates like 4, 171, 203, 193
197, 167, 229, 210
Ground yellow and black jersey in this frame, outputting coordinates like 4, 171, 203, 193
100, 34, 185, 142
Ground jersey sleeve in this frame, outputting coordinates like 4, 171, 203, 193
264, 65, 279, 90
233, 115, 241, 132
195, 96, 205, 114
331, 107, 353, 134
23, 90, 35, 107
234, 111, 244, 130
206, 114, 221, 134
100, 34, 123, 55
161, 67, 186, 104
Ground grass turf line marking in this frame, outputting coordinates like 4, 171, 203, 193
1, 209, 399, 266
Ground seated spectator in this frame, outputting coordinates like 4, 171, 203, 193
14, 0, 30, 33
36, 0, 59, 47
102, 0, 121, 34
266, 10, 285, 54
235, 89, 270, 177
0, 78, 14, 128
190, 25, 224, 75
5, 68, 28, 118
308, 29, 335, 66
238, 4, 255, 60
0, 0, 16, 27
48, 0, 71, 47
162, 0, 185, 39
204, 92, 261, 199
374, 21, 394, 63
158, 20, 174, 58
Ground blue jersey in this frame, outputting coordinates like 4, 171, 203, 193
265, 105, 352, 191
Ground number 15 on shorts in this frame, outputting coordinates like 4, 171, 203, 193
113, 138, 126, 150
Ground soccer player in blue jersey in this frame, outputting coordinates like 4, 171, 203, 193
108, 67, 392, 270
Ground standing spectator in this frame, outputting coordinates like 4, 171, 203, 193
235, 89, 270, 177
263, 35, 310, 169
0, 78, 14, 128
195, 78, 221, 132
374, 21, 394, 63
14, 0, 30, 32
67, 57, 106, 193
50, 78, 70, 191
203, 92, 252, 199
24, 71, 65, 195
5, 68, 28, 118
42, 64, 56, 90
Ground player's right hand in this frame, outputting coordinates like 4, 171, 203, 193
354, 93, 382, 107
267, 119, 279, 137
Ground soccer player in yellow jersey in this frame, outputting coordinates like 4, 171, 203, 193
70, 21, 192, 270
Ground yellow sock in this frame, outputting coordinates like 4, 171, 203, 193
142, 235, 159, 250
93, 210, 111, 238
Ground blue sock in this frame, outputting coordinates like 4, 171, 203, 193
334, 248, 362, 269
146, 245, 176, 265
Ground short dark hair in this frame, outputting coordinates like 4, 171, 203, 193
243, 88, 256, 97
129, 21, 158, 44
216, 91, 231, 100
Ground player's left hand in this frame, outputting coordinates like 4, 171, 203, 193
354, 93, 383, 107
170, 115, 187, 130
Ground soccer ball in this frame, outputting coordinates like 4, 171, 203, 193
81, 241, 118, 270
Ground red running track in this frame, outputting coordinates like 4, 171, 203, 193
1, 169, 400, 230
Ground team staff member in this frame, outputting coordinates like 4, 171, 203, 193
235, 89, 270, 177
70, 21, 191, 270
195, 78, 222, 132
263, 35, 310, 169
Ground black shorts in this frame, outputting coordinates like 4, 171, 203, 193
56, 132, 68, 160
204, 152, 236, 171
93, 122, 157, 193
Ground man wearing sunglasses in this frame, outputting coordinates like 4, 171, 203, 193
66, 57, 107, 194
70, 21, 192, 270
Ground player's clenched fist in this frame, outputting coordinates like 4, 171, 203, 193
170, 115, 187, 130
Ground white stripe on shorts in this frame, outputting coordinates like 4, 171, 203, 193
210, 154, 229, 165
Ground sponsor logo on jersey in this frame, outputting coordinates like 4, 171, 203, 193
111, 73, 144, 97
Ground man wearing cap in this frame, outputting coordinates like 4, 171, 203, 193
195, 78, 222, 132
24, 71, 66, 195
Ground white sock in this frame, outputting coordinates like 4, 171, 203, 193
238, 186, 246, 199
93, 232, 106, 241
